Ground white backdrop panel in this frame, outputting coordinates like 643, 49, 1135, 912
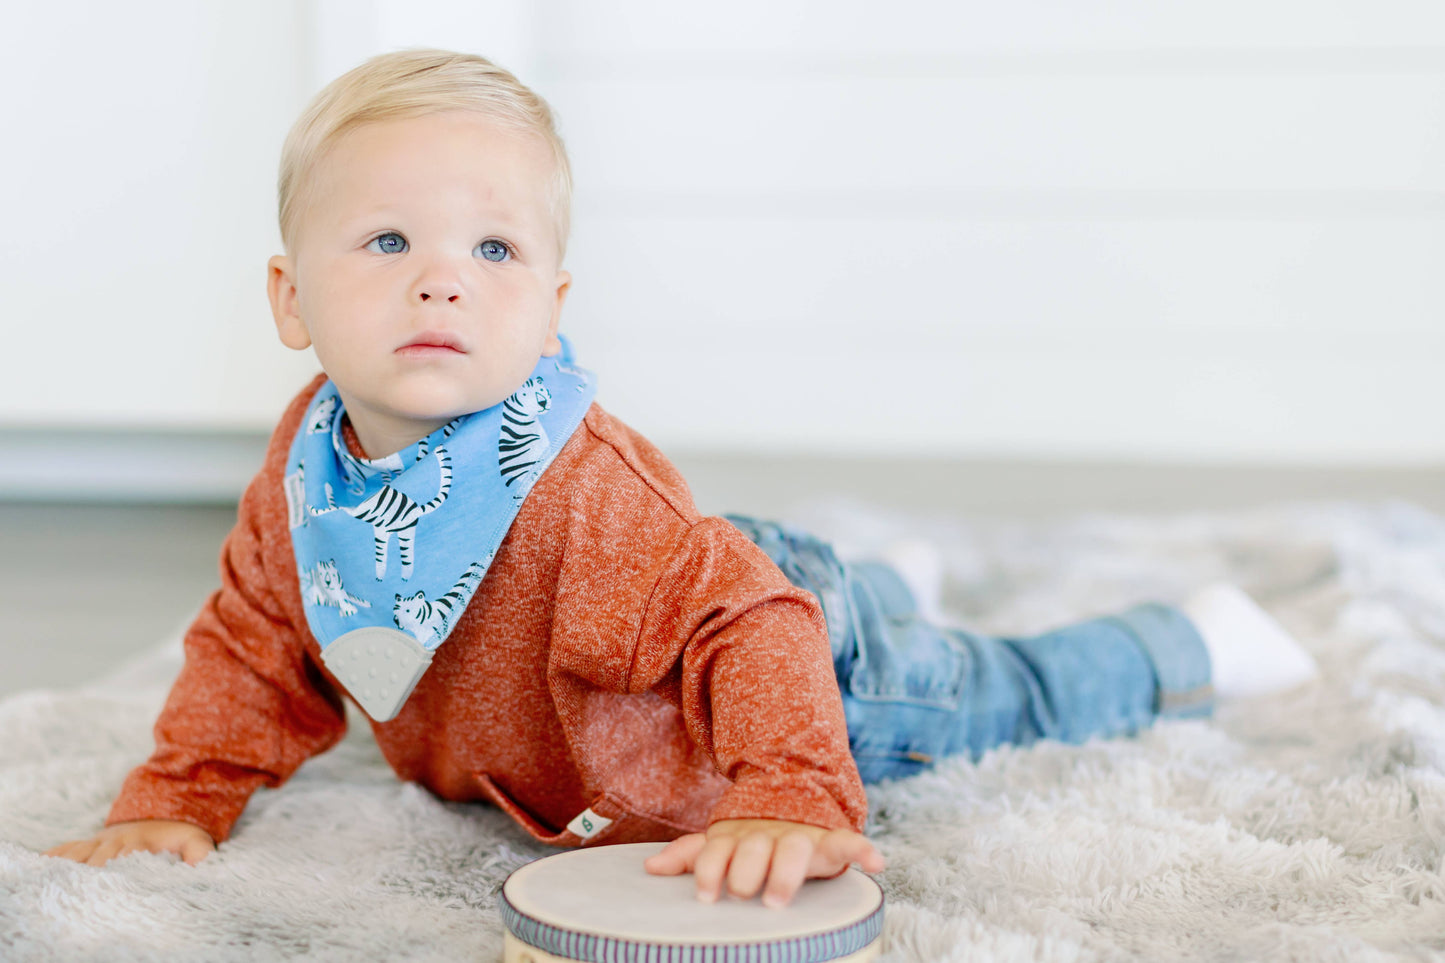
586, 345, 1443, 463
547, 73, 1445, 194
542, 0, 1445, 53
561, 215, 1445, 346
0, 1, 318, 428
0, 0, 1441, 468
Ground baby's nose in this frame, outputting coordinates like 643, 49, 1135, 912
414, 271, 464, 303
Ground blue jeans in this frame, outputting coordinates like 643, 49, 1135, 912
725, 516, 1215, 783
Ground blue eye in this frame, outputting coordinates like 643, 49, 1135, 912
477, 239, 511, 262
367, 232, 407, 254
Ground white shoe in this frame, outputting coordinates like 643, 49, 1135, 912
1181, 583, 1319, 700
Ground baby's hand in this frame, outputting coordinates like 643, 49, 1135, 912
44, 819, 215, 867
643, 818, 884, 908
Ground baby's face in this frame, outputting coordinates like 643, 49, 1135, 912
268, 111, 569, 457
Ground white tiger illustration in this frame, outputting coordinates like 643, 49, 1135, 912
499, 377, 552, 499
307, 395, 339, 434
310, 445, 453, 580
338, 417, 461, 495
392, 558, 490, 647
339, 450, 403, 496
300, 559, 371, 617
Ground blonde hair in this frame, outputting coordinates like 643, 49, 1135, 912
277, 48, 572, 260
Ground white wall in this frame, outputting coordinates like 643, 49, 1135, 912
2, 1, 1443, 476
546, 1, 1445, 463
0, 1, 320, 429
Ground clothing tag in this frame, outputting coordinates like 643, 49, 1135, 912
284, 340, 596, 721
566, 808, 613, 840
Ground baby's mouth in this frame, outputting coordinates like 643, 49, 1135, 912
398, 331, 466, 355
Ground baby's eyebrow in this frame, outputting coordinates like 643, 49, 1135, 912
341, 210, 533, 236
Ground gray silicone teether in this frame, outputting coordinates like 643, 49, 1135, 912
321, 627, 434, 722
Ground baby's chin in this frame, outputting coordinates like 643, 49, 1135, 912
379, 383, 517, 421
337, 363, 540, 425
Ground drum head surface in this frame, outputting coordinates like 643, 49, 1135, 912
501, 842, 884, 963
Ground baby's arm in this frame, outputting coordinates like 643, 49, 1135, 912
44, 453, 347, 864
645, 818, 884, 907
45, 819, 215, 867
623, 518, 875, 904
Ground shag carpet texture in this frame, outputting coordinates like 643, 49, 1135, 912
2, 499, 1444, 961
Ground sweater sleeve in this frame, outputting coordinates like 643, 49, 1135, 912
561, 514, 867, 833
105, 465, 348, 844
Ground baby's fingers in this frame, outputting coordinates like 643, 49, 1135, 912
179, 834, 215, 866
691, 835, 740, 903
87, 837, 125, 867
43, 840, 96, 863
760, 832, 814, 908
643, 833, 707, 877
810, 831, 886, 877
724, 831, 778, 900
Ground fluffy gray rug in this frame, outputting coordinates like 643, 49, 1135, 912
3, 499, 1444, 961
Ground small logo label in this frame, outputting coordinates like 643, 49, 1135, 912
566, 808, 613, 840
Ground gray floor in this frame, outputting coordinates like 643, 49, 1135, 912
3, 455, 1441, 700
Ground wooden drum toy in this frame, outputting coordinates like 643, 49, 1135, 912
500, 842, 885, 963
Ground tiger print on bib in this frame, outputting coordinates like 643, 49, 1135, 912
284, 341, 596, 720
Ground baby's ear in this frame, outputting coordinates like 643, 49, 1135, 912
540, 269, 570, 357
268, 255, 311, 350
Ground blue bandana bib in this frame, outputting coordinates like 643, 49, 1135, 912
283, 343, 596, 721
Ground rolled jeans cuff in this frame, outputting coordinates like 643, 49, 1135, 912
1106, 602, 1214, 719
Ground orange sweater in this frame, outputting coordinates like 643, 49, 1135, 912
107, 376, 867, 847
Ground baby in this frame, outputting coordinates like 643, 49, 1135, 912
45, 49, 1318, 908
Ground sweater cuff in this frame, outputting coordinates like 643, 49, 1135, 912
705, 773, 861, 833
105, 769, 253, 845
